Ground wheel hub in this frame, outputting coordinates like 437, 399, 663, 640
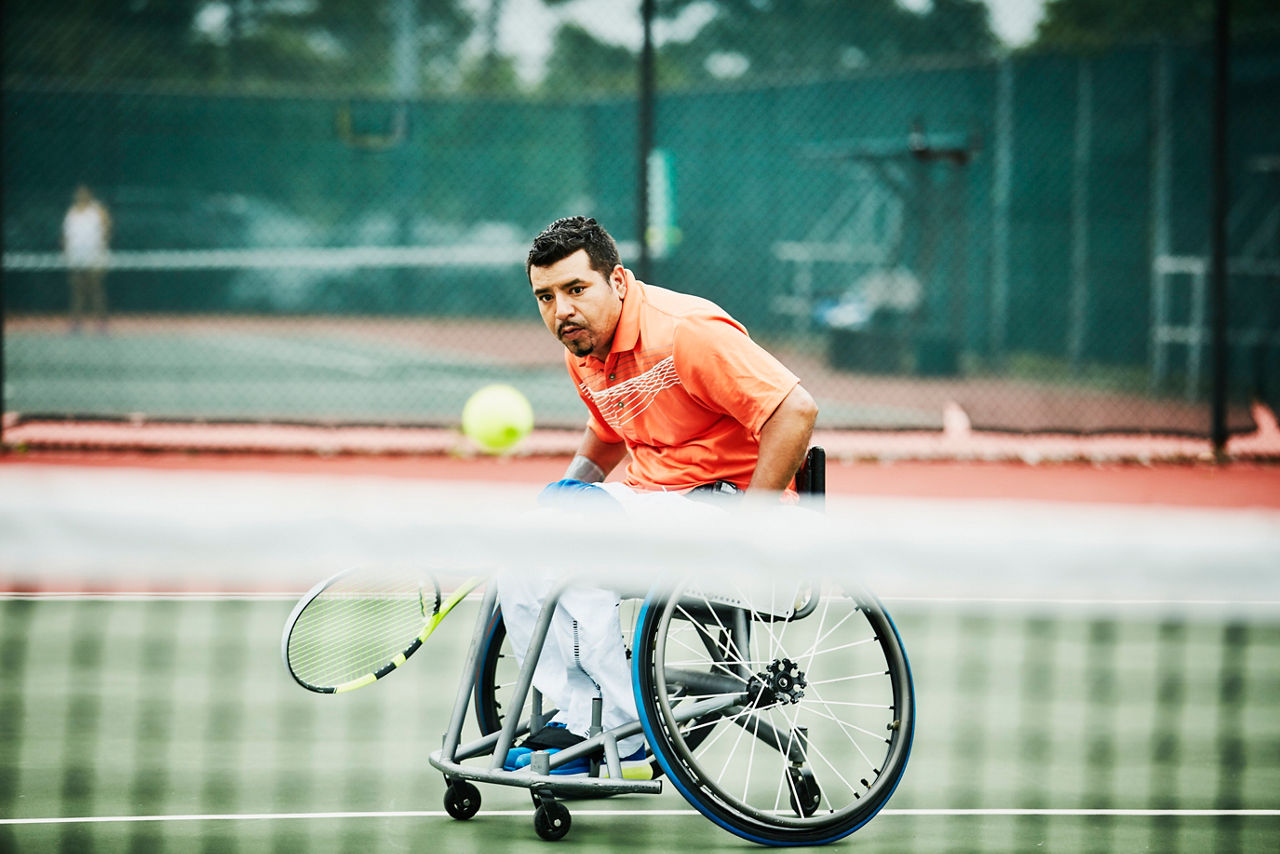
748, 657, 808, 706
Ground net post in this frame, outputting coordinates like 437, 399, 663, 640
1209, 0, 1231, 456
1, 207, 5, 448
635, 0, 656, 280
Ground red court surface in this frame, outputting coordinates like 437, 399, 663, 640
4, 450, 1277, 510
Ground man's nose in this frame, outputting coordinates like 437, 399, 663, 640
555, 293, 575, 318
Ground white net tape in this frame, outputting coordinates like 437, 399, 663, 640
3, 463, 1278, 612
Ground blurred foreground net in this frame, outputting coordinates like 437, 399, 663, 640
3, 595, 1276, 853
1, 467, 1278, 853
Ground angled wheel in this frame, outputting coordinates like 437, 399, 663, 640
472, 606, 512, 736
632, 576, 914, 846
443, 780, 481, 820
533, 799, 572, 841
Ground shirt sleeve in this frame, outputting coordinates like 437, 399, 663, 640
672, 315, 800, 438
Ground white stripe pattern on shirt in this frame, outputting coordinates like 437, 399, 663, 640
582, 356, 682, 429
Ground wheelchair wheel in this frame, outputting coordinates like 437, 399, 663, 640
632, 577, 914, 846
472, 606, 514, 736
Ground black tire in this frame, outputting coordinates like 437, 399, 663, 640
471, 606, 509, 736
533, 800, 572, 841
443, 780, 481, 820
788, 767, 822, 818
632, 577, 914, 846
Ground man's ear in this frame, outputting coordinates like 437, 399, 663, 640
610, 265, 627, 298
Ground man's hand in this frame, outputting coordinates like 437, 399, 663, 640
538, 479, 623, 512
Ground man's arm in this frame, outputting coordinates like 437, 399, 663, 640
563, 427, 629, 483
746, 384, 819, 494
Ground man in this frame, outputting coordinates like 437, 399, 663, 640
500, 216, 817, 774
62, 184, 112, 333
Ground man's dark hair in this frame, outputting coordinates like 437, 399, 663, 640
526, 216, 620, 279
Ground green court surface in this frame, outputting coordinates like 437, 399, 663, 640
3, 321, 585, 425
2, 595, 1277, 853
11, 317, 1248, 438
1, 320, 954, 431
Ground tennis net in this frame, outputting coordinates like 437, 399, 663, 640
2, 464, 1278, 853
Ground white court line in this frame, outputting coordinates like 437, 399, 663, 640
6, 592, 1276, 608
208, 334, 385, 377
2, 243, 640, 272
0, 592, 301, 601
0, 591, 490, 601
5, 808, 1279, 826
882, 596, 1280, 607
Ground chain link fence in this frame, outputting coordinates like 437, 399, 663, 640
4, 1, 1279, 438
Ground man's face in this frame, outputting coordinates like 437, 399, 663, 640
530, 249, 626, 361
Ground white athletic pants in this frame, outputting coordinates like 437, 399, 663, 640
495, 484, 724, 757
495, 570, 644, 755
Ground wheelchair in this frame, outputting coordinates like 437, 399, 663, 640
427, 448, 915, 845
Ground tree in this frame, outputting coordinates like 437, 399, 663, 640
651, 0, 998, 85
2, 0, 475, 95
1031, 0, 1280, 52
4, 0, 208, 83
533, 0, 998, 96
541, 22, 641, 95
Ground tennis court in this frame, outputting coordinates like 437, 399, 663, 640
7, 313, 1260, 443
4, 315, 583, 425
2, 458, 1278, 853
4, 6, 1280, 849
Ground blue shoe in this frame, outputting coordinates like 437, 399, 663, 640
503, 746, 533, 770
511, 744, 648, 776
502, 721, 583, 771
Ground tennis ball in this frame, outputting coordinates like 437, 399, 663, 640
462, 384, 534, 453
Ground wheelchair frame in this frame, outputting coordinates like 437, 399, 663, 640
427, 448, 914, 844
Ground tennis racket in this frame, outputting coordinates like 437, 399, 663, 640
282, 567, 483, 694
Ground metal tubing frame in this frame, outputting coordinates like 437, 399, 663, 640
428, 580, 820, 799
429, 579, 667, 797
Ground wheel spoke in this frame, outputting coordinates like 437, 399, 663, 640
797, 700, 886, 766
640, 581, 912, 843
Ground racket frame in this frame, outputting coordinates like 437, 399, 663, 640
281, 568, 482, 694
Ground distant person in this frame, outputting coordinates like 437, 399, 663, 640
62, 184, 112, 332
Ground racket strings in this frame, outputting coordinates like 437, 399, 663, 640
287, 572, 441, 689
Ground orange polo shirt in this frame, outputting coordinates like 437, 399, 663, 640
566, 274, 800, 491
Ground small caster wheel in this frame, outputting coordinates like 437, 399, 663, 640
443, 781, 481, 820
533, 800, 571, 841
787, 767, 821, 818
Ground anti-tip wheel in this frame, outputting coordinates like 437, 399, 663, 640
533, 800, 572, 841
443, 780, 481, 820
788, 767, 822, 818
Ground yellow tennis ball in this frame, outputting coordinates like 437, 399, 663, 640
462, 384, 534, 453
